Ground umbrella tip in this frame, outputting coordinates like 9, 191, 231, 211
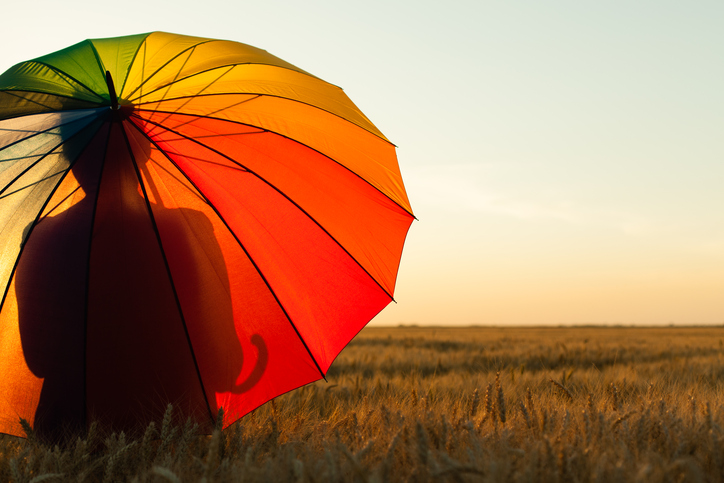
105, 71, 119, 110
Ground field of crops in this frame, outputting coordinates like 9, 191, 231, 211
3, 326, 724, 482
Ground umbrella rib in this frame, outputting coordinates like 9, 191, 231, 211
127, 60, 337, 105
124, 36, 321, 102
0, 171, 74, 201
123, 40, 217, 100
117, 33, 154, 96
0, 117, 108, 429
118, 122, 216, 426
133, 114, 397, 301
126, 63, 274, 103
0, 91, 79, 115
80, 120, 113, 430
135, 96, 261, 134
149, 47, 201, 106
85, 34, 155, 97
0, 117, 85, 155
125, 118, 329, 381
0, 91, 102, 121
132, 107, 413, 218
129, 62, 334, 101
142, 67, 236, 128
0, 116, 107, 328
133, 91, 394, 147
31, 62, 107, 102
37, 184, 82, 217
0, 116, 101, 198
87, 41, 109, 87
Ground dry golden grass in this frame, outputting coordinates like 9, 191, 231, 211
3, 325, 724, 482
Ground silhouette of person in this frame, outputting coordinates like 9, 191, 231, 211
16, 107, 267, 443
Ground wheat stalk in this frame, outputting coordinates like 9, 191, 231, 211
550, 378, 573, 402
609, 383, 620, 412
495, 372, 506, 425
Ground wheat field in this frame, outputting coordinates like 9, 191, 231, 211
3, 326, 724, 482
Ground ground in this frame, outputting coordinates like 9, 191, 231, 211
3, 326, 724, 482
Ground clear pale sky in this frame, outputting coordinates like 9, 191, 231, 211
2, 1, 722, 326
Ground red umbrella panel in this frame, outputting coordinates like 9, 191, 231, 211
0, 32, 414, 439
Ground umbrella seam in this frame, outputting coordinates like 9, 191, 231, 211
115, 33, 154, 96
133, 95, 261, 132
0, 109, 103, 154
0, 91, 102, 122
133, 114, 397, 301
119, 121, 216, 426
3, 69, 390, 146
81, 120, 114, 430
122, 35, 320, 100
133, 90, 394, 147
125, 64, 381, 138
147, 48, 203, 108
123, 39, 217, 101
27, 62, 107, 102
0, 116, 100, 198
0, 172, 82, 201
132, 107, 413, 217
126, 62, 333, 104
0, 115, 107, 345
125, 117, 328, 381
86, 42, 109, 90
119, 39, 146, 98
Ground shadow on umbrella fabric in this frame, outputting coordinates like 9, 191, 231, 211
13, 113, 267, 442
0, 32, 414, 442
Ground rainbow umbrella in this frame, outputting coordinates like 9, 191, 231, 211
0, 32, 413, 439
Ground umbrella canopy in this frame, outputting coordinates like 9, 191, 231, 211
0, 32, 413, 439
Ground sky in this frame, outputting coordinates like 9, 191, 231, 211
1, 0, 723, 326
